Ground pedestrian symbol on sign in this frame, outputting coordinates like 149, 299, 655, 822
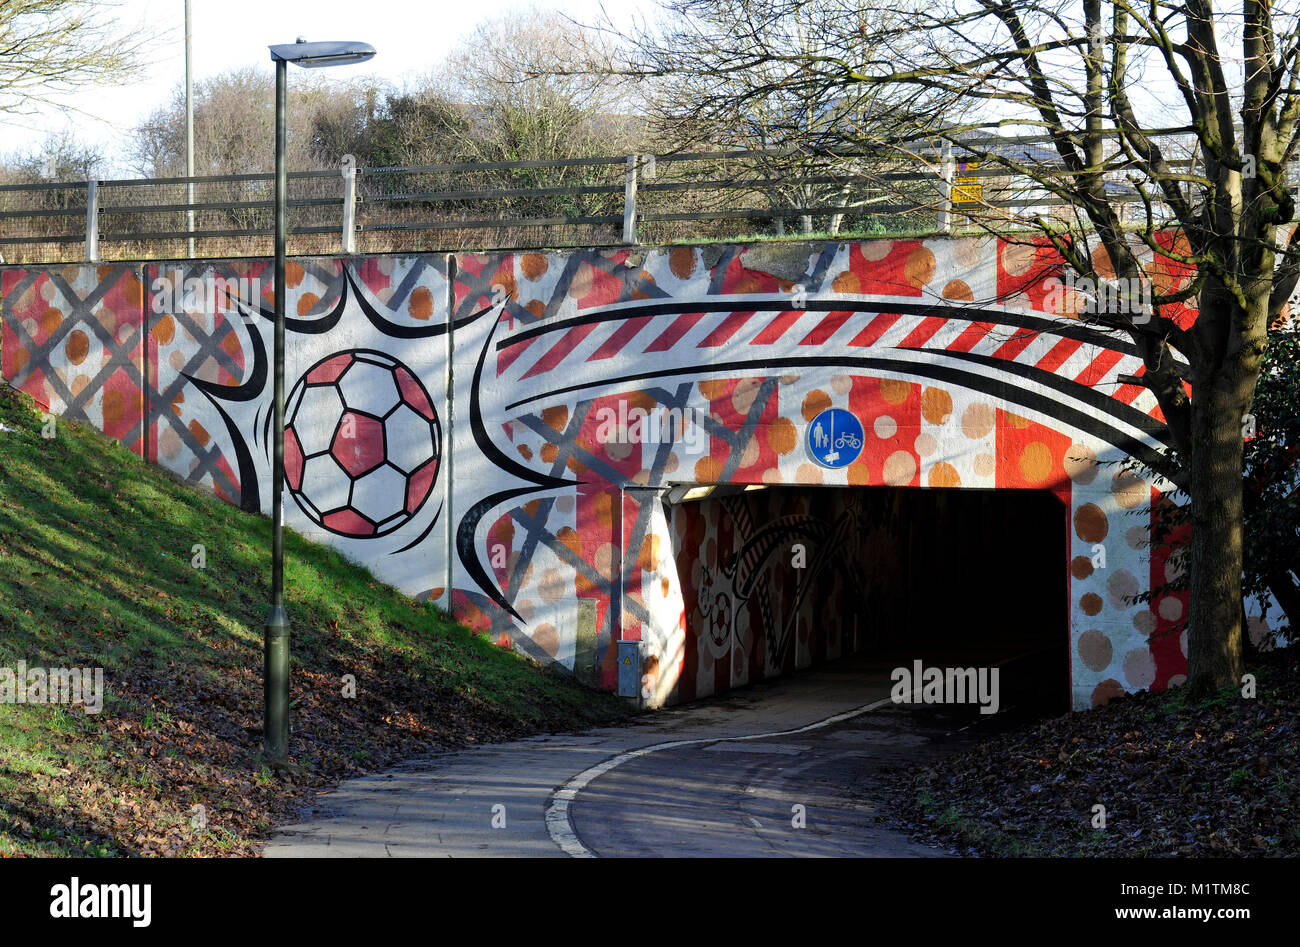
806, 407, 864, 469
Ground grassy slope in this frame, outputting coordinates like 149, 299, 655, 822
0, 385, 630, 856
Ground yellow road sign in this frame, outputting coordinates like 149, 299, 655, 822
954, 159, 981, 204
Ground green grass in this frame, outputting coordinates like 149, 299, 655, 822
915, 789, 1052, 857
0, 384, 631, 855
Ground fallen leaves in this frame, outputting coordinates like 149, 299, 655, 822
0, 650, 622, 857
878, 648, 1300, 857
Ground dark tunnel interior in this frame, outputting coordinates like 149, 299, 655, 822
670, 484, 1070, 715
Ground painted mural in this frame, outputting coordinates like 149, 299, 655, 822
1, 239, 1285, 710
671, 487, 888, 703
0, 265, 146, 454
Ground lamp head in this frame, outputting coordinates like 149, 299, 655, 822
269, 40, 376, 68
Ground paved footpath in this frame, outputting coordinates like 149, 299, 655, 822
265, 660, 965, 858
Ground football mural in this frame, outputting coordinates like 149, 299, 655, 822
0, 240, 1285, 710
284, 349, 441, 539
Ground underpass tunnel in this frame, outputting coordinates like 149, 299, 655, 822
661, 484, 1070, 717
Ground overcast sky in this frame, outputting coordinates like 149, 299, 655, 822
1, 0, 632, 175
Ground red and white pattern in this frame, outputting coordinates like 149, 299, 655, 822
1, 237, 1280, 711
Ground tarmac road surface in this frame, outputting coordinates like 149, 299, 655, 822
266, 657, 1004, 858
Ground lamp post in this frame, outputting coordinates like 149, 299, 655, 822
184, 0, 194, 258
265, 38, 376, 764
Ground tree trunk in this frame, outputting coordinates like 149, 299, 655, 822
1184, 376, 1248, 695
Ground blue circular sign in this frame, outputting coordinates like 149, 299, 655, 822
806, 407, 864, 469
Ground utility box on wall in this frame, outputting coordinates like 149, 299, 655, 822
617, 640, 641, 700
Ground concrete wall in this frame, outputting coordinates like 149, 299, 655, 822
1, 239, 1284, 709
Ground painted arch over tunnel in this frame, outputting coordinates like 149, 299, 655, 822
2, 237, 1283, 711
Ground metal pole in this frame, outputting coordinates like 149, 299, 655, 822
938, 141, 954, 234
615, 484, 625, 643
341, 154, 357, 255
264, 56, 290, 764
622, 154, 638, 245
185, 0, 195, 258
84, 179, 99, 263
443, 256, 455, 613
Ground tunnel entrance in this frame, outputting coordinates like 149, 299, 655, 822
665, 484, 1070, 716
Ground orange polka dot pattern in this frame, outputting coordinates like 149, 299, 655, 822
2, 266, 146, 455
4, 237, 1243, 708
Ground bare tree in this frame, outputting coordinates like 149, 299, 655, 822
425, 6, 649, 226
616, 0, 968, 234
125, 68, 376, 251
0, 131, 102, 244
444, 6, 645, 166
130, 68, 346, 178
4, 129, 102, 183
609, 0, 1300, 693
0, 0, 148, 116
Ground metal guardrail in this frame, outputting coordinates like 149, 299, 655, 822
0, 128, 1200, 263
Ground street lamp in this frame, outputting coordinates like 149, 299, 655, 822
264, 38, 376, 764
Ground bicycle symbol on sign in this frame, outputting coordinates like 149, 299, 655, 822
806, 407, 865, 469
